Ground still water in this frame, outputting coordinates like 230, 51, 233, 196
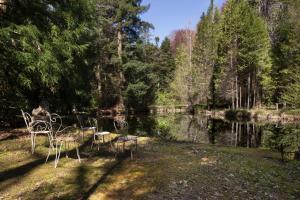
96, 114, 300, 160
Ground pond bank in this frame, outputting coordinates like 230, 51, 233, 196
148, 105, 300, 122
200, 109, 300, 122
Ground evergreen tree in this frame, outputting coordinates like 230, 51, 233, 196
0, 0, 94, 113
216, 0, 272, 109
272, 0, 300, 107
192, 0, 220, 108
157, 37, 175, 91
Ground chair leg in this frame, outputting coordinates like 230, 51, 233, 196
45, 145, 52, 163
48, 133, 53, 149
55, 141, 62, 168
114, 143, 118, 158
31, 133, 34, 154
91, 137, 94, 150
65, 141, 68, 158
32, 134, 37, 154
109, 139, 113, 152
54, 141, 58, 168
135, 139, 138, 152
76, 142, 81, 163
91, 133, 96, 149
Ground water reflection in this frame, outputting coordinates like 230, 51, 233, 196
95, 114, 300, 160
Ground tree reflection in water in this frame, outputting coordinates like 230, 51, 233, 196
96, 114, 300, 160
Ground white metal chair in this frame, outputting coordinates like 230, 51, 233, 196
76, 114, 96, 140
90, 118, 111, 150
46, 113, 81, 168
114, 119, 138, 159
21, 110, 52, 154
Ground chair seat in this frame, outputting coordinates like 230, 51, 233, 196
32, 130, 51, 134
118, 135, 138, 142
81, 127, 96, 131
55, 136, 77, 142
95, 131, 110, 136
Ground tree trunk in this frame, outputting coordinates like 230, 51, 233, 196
95, 64, 101, 95
235, 122, 239, 147
117, 30, 123, 60
231, 122, 234, 146
116, 27, 125, 113
230, 52, 235, 109
239, 86, 242, 108
232, 82, 235, 109
236, 74, 239, 109
253, 71, 257, 108
247, 122, 250, 148
247, 74, 251, 109
0, 0, 7, 13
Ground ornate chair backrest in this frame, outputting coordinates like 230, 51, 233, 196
21, 109, 33, 132
48, 113, 79, 140
21, 109, 51, 133
76, 114, 84, 129
89, 118, 98, 132
113, 119, 128, 135
76, 114, 95, 129
49, 113, 63, 137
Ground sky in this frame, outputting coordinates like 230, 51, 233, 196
141, 0, 226, 42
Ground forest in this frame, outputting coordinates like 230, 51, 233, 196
0, 1, 300, 199
0, 0, 300, 119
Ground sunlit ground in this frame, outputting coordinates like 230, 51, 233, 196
0, 130, 300, 200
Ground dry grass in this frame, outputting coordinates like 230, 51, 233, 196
0, 131, 299, 200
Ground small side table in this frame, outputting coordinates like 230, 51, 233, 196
116, 135, 138, 159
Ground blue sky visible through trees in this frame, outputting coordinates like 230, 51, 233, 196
141, 0, 225, 42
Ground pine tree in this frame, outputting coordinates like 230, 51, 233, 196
0, 0, 94, 112
217, 0, 272, 109
157, 37, 175, 91
192, 0, 220, 108
272, 0, 300, 107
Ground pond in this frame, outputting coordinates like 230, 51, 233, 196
96, 114, 300, 160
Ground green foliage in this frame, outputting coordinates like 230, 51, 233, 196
0, 0, 95, 114
0, 0, 158, 116
192, 0, 220, 107
124, 60, 158, 111
155, 92, 176, 106
156, 37, 175, 91
262, 124, 300, 159
156, 118, 175, 141
171, 45, 193, 104
272, 0, 300, 107
216, 0, 272, 107
1, 0, 300, 119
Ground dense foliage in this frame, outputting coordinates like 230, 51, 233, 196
170, 0, 300, 110
0, 0, 175, 120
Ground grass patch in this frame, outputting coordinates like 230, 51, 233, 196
0, 132, 299, 199
281, 109, 300, 116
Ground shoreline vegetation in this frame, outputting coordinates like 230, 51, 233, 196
148, 105, 300, 122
